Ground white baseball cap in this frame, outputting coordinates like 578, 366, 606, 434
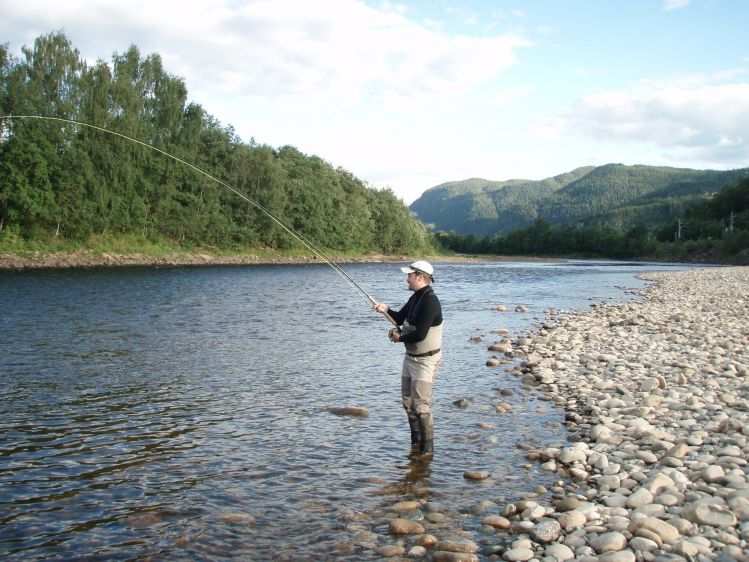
400, 260, 434, 280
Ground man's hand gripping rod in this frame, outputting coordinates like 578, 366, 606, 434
369, 297, 401, 343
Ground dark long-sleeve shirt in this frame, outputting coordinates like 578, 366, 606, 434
387, 286, 443, 344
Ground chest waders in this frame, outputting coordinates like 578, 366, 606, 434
401, 320, 442, 455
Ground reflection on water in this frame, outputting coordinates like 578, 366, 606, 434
0, 260, 692, 560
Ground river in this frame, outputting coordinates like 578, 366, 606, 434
0, 260, 694, 560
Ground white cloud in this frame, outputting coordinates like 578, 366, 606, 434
2, 0, 530, 107
0, 0, 538, 203
537, 25, 555, 36
468, 84, 537, 108
663, 0, 691, 11
8, 0, 743, 202
545, 77, 749, 166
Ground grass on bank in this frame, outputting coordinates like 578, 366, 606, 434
0, 230, 436, 262
2, 228, 746, 266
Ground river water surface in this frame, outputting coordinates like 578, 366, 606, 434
0, 260, 693, 560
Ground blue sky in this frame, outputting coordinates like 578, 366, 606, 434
2, 0, 748, 203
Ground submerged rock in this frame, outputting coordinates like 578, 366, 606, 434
453, 398, 469, 408
388, 517, 424, 535
463, 470, 490, 480
218, 513, 255, 524
325, 406, 369, 417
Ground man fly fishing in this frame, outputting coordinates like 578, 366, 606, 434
373, 261, 443, 457
3, 116, 445, 457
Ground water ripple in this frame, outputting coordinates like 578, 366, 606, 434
0, 262, 679, 560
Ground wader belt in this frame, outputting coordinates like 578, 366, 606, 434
407, 348, 441, 358
403, 320, 443, 357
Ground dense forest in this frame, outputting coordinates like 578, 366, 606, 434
411, 165, 749, 237
1, 32, 746, 265
436, 175, 749, 262
0, 32, 435, 256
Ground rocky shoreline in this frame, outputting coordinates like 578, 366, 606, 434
0, 250, 400, 269
491, 266, 749, 562
354, 266, 748, 561
0, 250, 562, 270
6, 253, 746, 560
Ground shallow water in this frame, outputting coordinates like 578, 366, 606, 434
0, 260, 694, 560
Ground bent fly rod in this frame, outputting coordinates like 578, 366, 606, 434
0, 114, 397, 326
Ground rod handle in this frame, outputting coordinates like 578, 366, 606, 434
369, 297, 399, 327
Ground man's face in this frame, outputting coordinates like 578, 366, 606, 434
406, 271, 425, 291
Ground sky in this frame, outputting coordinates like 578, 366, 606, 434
2, 0, 748, 204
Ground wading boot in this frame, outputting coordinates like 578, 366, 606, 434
418, 413, 434, 456
419, 438, 434, 456
408, 416, 421, 449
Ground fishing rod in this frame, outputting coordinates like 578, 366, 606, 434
0, 114, 397, 326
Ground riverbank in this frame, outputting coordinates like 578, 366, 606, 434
0, 250, 560, 269
494, 266, 749, 561
0, 250, 396, 269
356, 266, 748, 561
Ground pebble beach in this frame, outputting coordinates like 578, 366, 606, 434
3, 262, 746, 561
506, 265, 749, 562
355, 266, 748, 562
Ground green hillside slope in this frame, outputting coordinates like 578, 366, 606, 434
0, 32, 436, 256
410, 164, 749, 236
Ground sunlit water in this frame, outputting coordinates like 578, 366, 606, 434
0, 260, 696, 560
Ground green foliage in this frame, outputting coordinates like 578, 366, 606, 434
0, 32, 435, 257
435, 176, 749, 262
410, 168, 595, 237
412, 164, 749, 237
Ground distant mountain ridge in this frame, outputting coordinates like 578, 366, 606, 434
409, 164, 749, 237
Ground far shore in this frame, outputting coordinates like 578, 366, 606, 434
2, 246, 745, 271
0, 250, 563, 270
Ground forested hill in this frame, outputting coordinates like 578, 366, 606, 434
0, 32, 434, 255
410, 164, 749, 237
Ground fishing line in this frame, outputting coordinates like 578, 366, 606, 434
1, 114, 394, 321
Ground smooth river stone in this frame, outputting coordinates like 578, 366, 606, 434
388, 518, 424, 535
643, 472, 675, 494
626, 488, 654, 508
529, 519, 561, 543
544, 543, 574, 561
436, 540, 479, 553
629, 536, 659, 552
418, 534, 439, 547
325, 406, 369, 417
503, 547, 535, 561
590, 531, 628, 553
557, 510, 587, 531
555, 496, 580, 512
682, 502, 738, 527
598, 551, 636, 562
378, 544, 405, 557
628, 516, 680, 543
481, 515, 511, 529
432, 552, 479, 562
392, 500, 421, 512
702, 465, 725, 483
463, 470, 490, 480
426, 511, 448, 523
218, 513, 255, 524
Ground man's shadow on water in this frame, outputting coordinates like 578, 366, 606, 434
406, 452, 433, 480
392, 449, 434, 495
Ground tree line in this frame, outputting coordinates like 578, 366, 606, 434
435, 175, 749, 261
412, 164, 748, 239
0, 32, 435, 255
